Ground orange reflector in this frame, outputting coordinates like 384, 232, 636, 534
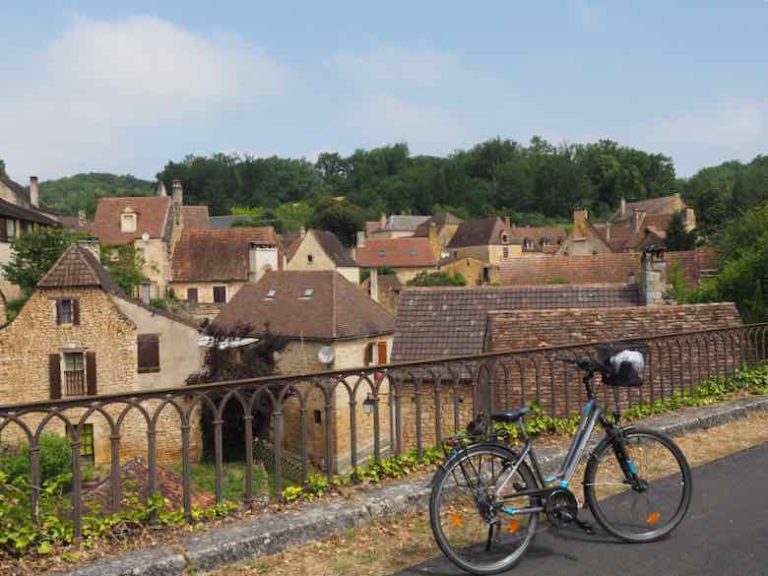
507, 520, 520, 534
450, 511, 463, 528
646, 512, 661, 525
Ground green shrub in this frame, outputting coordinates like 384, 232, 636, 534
0, 434, 71, 483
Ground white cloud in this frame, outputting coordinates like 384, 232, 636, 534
0, 15, 291, 178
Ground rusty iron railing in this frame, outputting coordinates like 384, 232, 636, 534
0, 322, 766, 539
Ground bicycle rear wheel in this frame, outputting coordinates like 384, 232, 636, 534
429, 444, 539, 575
584, 427, 692, 542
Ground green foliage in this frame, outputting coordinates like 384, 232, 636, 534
1, 228, 83, 296
4, 297, 27, 323
307, 197, 365, 247
40, 173, 154, 218
545, 276, 569, 285
665, 211, 696, 251
101, 245, 147, 296
0, 434, 71, 484
406, 271, 467, 287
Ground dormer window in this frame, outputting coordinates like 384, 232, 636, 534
523, 238, 533, 251
378, 250, 386, 257
307, 254, 314, 264
541, 238, 551, 247
121, 212, 137, 233
501, 233, 509, 244
408, 249, 418, 257
265, 289, 276, 300
300, 288, 314, 299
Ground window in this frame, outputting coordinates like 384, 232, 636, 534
314, 410, 322, 425
67, 424, 95, 465
502, 247, 509, 259
523, 238, 533, 251
541, 238, 551, 247
213, 286, 227, 304
300, 288, 314, 299
501, 232, 509, 244
139, 283, 151, 303
187, 287, 198, 303
120, 212, 137, 233
56, 298, 79, 325
63, 352, 86, 396
5, 218, 17, 241
364, 341, 388, 366
265, 288, 276, 300
307, 254, 314, 264
137, 334, 160, 374
378, 249, 386, 257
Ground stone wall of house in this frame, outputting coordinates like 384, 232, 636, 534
440, 258, 501, 286
169, 281, 246, 306
0, 288, 202, 466
135, 238, 170, 298
394, 267, 439, 285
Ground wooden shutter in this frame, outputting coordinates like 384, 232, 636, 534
137, 335, 160, 373
187, 288, 198, 303
377, 342, 388, 365
49, 354, 62, 399
85, 352, 97, 396
72, 299, 80, 326
364, 343, 374, 366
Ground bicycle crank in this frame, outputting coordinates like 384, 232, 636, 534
545, 488, 595, 535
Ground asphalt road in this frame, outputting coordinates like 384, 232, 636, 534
393, 442, 768, 576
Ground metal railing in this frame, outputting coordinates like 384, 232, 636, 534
1, 322, 766, 540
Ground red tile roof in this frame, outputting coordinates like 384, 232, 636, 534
92, 197, 172, 246
181, 206, 211, 229
213, 271, 395, 340
500, 253, 642, 285
448, 217, 515, 248
355, 237, 437, 268
508, 226, 567, 252
171, 227, 278, 282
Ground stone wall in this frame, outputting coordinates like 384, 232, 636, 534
134, 238, 170, 298
169, 281, 246, 306
440, 258, 500, 286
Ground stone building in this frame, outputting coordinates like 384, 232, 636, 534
0, 245, 204, 466
413, 212, 463, 259
284, 229, 360, 285
90, 180, 209, 300
0, 169, 60, 312
213, 270, 395, 472
354, 236, 439, 286
169, 226, 281, 317
447, 217, 522, 264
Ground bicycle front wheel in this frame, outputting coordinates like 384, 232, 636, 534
429, 444, 539, 575
584, 427, 692, 542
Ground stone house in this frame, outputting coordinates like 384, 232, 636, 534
365, 214, 431, 240
213, 270, 395, 473
438, 255, 501, 286
559, 195, 697, 255
90, 180, 209, 301
0, 245, 204, 466
284, 229, 360, 285
0, 170, 60, 312
353, 237, 438, 285
447, 217, 522, 264
413, 212, 463, 259
169, 227, 281, 317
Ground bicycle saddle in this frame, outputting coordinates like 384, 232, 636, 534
491, 406, 532, 423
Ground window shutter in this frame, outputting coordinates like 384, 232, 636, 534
377, 341, 388, 365
73, 299, 80, 326
138, 335, 160, 373
85, 352, 97, 396
364, 343, 373, 366
49, 354, 62, 399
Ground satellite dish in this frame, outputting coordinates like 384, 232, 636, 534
317, 346, 335, 367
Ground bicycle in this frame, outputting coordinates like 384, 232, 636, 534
429, 347, 693, 574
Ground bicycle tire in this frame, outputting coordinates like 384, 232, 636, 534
429, 443, 539, 575
584, 427, 692, 542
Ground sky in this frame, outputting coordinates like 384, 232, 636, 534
0, 1, 767, 182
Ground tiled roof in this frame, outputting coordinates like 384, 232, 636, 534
0, 173, 30, 204
448, 217, 516, 248
313, 230, 358, 267
413, 212, 463, 236
171, 227, 278, 282
60, 215, 93, 233
509, 226, 567, 251
500, 253, 642, 285
209, 215, 253, 229
611, 195, 687, 221
92, 197, 172, 245
355, 237, 437, 268
0, 197, 59, 226
667, 248, 719, 287
213, 271, 395, 340
385, 215, 431, 232
392, 284, 641, 362
181, 206, 211, 229
486, 303, 742, 352
38, 244, 121, 294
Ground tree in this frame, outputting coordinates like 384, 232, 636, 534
2, 228, 82, 296
101, 245, 147, 296
407, 271, 467, 287
665, 212, 696, 251
307, 198, 365, 247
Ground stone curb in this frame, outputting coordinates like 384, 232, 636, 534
60, 394, 768, 576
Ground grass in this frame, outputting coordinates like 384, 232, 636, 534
169, 461, 298, 502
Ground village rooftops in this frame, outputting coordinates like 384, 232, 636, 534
213, 270, 394, 341
447, 217, 518, 248
413, 212, 463, 236
354, 237, 437, 268
171, 227, 279, 283
392, 284, 641, 362
92, 196, 172, 246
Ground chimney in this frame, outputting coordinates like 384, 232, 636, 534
605, 222, 611, 240
171, 180, 183, 205
369, 267, 379, 302
685, 208, 696, 232
356, 230, 366, 248
77, 209, 87, 228
620, 198, 626, 216
639, 248, 668, 305
29, 176, 39, 207
633, 209, 645, 232
573, 209, 589, 239
299, 226, 306, 239
379, 213, 387, 228
157, 182, 168, 197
